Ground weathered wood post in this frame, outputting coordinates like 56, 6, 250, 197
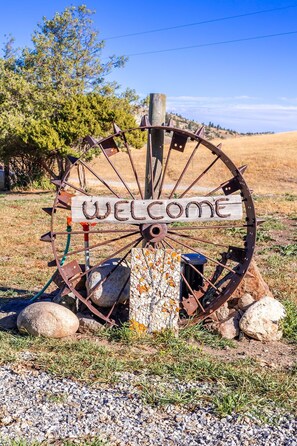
144, 93, 166, 199
130, 93, 181, 333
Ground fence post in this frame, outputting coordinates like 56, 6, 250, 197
144, 93, 166, 199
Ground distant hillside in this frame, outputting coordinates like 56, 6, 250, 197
134, 107, 273, 140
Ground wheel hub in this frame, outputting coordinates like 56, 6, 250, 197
140, 223, 168, 243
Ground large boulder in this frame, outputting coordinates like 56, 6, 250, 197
239, 296, 286, 341
88, 258, 130, 308
17, 302, 79, 338
233, 260, 273, 300
77, 313, 104, 334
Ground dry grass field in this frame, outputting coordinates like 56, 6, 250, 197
77, 130, 297, 197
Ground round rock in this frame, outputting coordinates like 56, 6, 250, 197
17, 302, 79, 338
239, 296, 286, 341
88, 258, 130, 308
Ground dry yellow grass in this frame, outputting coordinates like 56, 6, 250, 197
73, 131, 297, 197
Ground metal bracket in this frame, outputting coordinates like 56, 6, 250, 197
170, 131, 188, 152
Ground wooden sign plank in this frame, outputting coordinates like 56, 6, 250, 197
71, 195, 242, 224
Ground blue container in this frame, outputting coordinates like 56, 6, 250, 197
181, 253, 207, 297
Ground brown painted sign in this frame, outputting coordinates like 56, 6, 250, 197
71, 195, 242, 224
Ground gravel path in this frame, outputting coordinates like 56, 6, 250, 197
0, 365, 296, 446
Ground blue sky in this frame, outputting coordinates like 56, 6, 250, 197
1, 0, 297, 132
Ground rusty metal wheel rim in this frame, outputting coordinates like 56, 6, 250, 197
47, 123, 257, 326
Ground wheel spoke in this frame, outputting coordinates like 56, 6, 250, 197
167, 224, 250, 231
179, 156, 220, 198
180, 271, 206, 313
168, 141, 201, 199
163, 238, 220, 292
69, 236, 143, 281
106, 274, 131, 319
63, 179, 91, 196
165, 234, 236, 274
158, 145, 173, 198
168, 230, 230, 249
121, 133, 144, 199
54, 228, 138, 236
78, 159, 121, 198
101, 146, 135, 199
87, 237, 141, 298
57, 231, 139, 260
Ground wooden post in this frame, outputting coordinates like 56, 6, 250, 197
144, 93, 166, 199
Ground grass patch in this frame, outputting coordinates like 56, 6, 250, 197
0, 329, 295, 419
282, 300, 297, 344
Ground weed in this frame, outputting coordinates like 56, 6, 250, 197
281, 300, 297, 343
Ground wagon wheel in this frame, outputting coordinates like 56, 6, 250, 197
43, 121, 256, 326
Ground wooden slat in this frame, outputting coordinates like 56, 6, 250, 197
71, 195, 243, 224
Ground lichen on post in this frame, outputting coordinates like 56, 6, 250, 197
129, 248, 181, 334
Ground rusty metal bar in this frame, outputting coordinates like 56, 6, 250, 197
78, 159, 120, 198
168, 141, 201, 199
57, 231, 139, 260
54, 228, 138, 236
62, 179, 91, 196
179, 156, 220, 198
166, 223, 251, 231
168, 230, 230, 248
87, 237, 142, 298
69, 236, 143, 281
163, 238, 220, 292
165, 234, 236, 274
180, 271, 206, 313
106, 274, 131, 319
100, 147, 135, 199
121, 135, 144, 199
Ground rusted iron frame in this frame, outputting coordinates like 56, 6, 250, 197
106, 274, 131, 319
147, 128, 155, 199
162, 238, 220, 293
168, 140, 201, 199
119, 133, 144, 199
180, 271, 206, 313
78, 159, 120, 198
167, 230, 230, 249
57, 231, 139, 261
87, 237, 142, 298
179, 156, 220, 198
68, 236, 143, 281
100, 144, 135, 199
165, 234, 236, 274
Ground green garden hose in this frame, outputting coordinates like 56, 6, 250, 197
29, 223, 72, 302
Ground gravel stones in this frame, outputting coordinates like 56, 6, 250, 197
239, 296, 286, 341
89, 258, 130, 308
17, 302, 79, 338
0, 366, 295, 445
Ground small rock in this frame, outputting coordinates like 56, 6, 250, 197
77, 313, 104, 334
238, 293, 255, 311
0, 311, 18, 330
239, 296, 286, 341
17, 302, 79, 338
89, 258, 130, 308
214, 302, 229, 321
217, 311, 241, 339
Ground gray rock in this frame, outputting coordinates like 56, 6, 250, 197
17, 302, 79, 338
238, 293, 255, 311
77, 313, 104, 334
89, 258, 130, 308
0, 311, 18, 330
214, 302, 229, 321
217, 310, 241, 339
239, 296, 286, 341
